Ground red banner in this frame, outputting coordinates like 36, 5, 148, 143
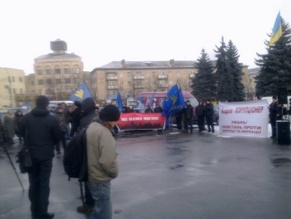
117, 113, 166, 130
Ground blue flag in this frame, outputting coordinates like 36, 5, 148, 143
148, 92, 155, 107
69, 82, 93, 102
162, 84, 185, 117
117, 92, 124, 112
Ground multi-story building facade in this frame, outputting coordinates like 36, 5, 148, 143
91, 59, 250, 104
91, 59, 197, 105
0, 68, 25, 107
25, 39, 84, 102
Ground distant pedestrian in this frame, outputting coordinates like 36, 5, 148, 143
175, 110, 183, 131
183, 100, 193, 134
144, 105, 153, 113
154, 104, 163, 113
69, 101, 81, 137
4, 109, 15, 144
20, 95, 61, 219
269, 96, 281, 138
205, 99, 215, 133
86, 104, 120, 219
14, 110, 24, 144
196, 100, 206, 132
54, 106, 67, 155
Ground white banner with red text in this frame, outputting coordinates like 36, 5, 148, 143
117, 113, 166, 131
219, 100, 269, 138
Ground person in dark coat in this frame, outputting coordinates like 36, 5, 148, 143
196, 100, 206, 132
144, 105, 153, 113
269, 96, 281, 138
4, 109, 15, 144
20, 95, 61, 219
175, 110, 183, 130
205, 99, 215, 133
76, 97, 98, 213
54, 107, 67, 154
183, 100, 194, 133
69, 101, 81, 137
14, 110, 24, 144
154, 104, 163, 113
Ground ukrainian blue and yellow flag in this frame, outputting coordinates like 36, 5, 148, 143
268, 12, 283, 46
69, 82, 93, 102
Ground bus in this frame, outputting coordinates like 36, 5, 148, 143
135, 91, 198, 109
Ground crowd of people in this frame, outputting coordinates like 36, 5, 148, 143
0, 96, 120, 219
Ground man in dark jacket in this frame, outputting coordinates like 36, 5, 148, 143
20, 96, 61, 219
269, 96, 281, 138
183, 100, 194, 133
196, 100, 206, 132
77, 97, 98, 213
69, 101, 81, 137
205, 99, 215, 133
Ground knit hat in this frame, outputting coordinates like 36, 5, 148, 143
36, 95, 49, 108
74, 101, 81, 107
99, 105, 120, 122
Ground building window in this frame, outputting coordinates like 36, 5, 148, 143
38, 80, 44, 85
56, 79, 62, 84
73, 65, 80, 73
31, 80, 34, 86
46, 79, 52, 85
19, 77, 23, 82
119, 72, 123, 77
65, 78, 71, 84
37, 68, 42, 75
73, 78, 78, 84
64, 66, 70, 74
127, 72, 131, 77
20, 88, 23, 94
46, 69, 52, 75
135, 72, 142, 76
13, 88, 16, 94
12, 77, 15, 82
55, 66, 61, 74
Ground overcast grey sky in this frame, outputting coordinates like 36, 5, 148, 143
0, 0, 290, 74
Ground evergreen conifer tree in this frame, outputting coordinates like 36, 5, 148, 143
255, 18, 291, 98
214, 37, 234, 101
226, 40, 245, 101
191, 49, 216, 101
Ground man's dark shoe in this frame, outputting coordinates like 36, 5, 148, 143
39, 212, 54, 219
77, 205, 94, 213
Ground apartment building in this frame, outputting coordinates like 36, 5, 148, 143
91, 59, 197, 104
0, 68, 25, 107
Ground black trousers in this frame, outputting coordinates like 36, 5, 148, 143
28, 158, 53, 216
206, 115, 214, 132
197, 115, 205, 131
270, 118, 276, 137
56, 131, 67, 152
184, 118, 193, 133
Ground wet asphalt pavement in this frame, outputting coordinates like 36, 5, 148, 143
0, 126, 291, 219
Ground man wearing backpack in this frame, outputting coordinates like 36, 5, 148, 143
86, 104, 120, 219
76, 97, 99, 213
20, 96, 61, 219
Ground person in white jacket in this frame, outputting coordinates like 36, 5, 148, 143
86, 104, 120, 219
